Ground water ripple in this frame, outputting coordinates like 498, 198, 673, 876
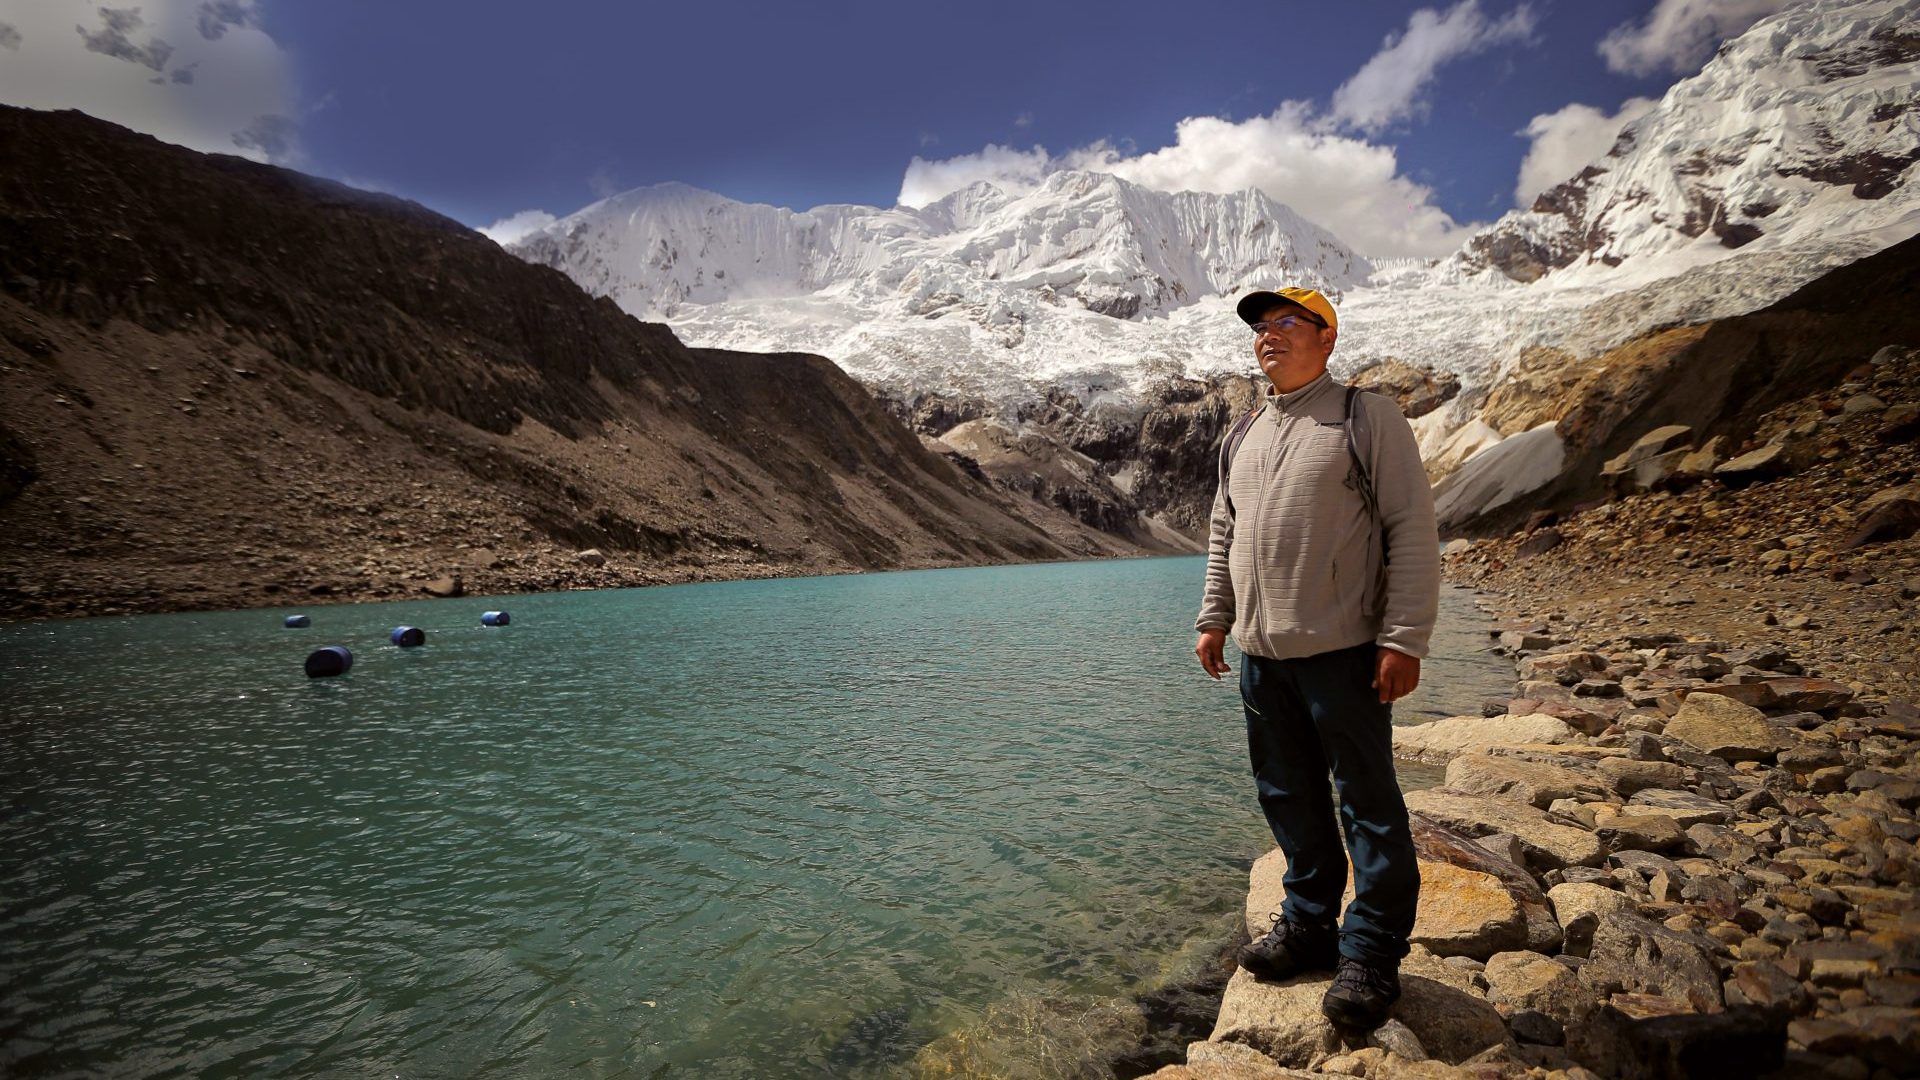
1, 557, 1507, 1078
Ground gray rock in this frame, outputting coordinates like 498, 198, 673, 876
1579, 912, 1725, 1012
1508, 1008, 1565, 1046
1365, 1019, 1428, 1060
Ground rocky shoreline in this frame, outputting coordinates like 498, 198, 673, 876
1145, 619, 1919, 1080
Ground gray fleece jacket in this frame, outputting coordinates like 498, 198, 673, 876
1194, 372, 1440, 660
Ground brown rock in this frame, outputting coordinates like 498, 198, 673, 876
1663, 693, 1789, 762
1788, 1007, 1920, 1071
1443, 754, 1611, 809
1722, 960, 1810, 1020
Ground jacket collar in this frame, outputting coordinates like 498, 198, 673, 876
1264, 371, 1338, 414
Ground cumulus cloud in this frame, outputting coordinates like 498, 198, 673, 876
1598, 0, 1797, 77
480, 209, 558, 246
894, 1, 1548, 259
1330, 0, 1536, 134
1513, 97, 1657, 205
899, 106, 1482, 258
0, 0, 297, 162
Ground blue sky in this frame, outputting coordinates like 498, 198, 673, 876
0, 0, 1800, 256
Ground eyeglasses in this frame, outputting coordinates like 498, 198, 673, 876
1250, 315, 1325, 336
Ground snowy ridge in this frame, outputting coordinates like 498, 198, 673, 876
509, 0, 1919, 415
1430, 0, 1920, 286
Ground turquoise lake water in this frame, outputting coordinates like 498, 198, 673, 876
0, 555, 1509, 1078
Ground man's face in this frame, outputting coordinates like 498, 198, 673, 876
1250, 303, 1336, 391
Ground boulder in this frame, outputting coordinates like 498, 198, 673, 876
1393, 714, 1579, 765
1625, 789, 1735, 828
1788, 1008, 1920, 1072
1546, 882, 1636, 958
1408, 862, 1528, 961
1578, 912, 1724, 1012
1410, 814, 1564, 954
1594, 757, 1690, 796
1713, 442, 1794, 486
1722, 961, 1810, 1021
1584, 1000, 1787, 1080
1590, 808, 1690, 855
1482, 951, 1599, 1022
1180, 1039, 1319, 1078
1208, 967, 1509, 1069
1662, 693, 1788, 763
1404, 789, 1603, 872
1245, 840, 1535, 962
1442, 754, 1610, 809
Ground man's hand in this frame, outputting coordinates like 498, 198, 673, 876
1195, 628, 1231, 680
1374, 647, 1421, 703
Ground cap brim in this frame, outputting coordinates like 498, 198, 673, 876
1236, 291, 1285, 325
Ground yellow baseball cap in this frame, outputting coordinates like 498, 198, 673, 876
1236, 286, 1337, 332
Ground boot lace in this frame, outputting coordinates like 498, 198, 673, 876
1331, 956, 1395, 998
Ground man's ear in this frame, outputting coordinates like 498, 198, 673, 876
1322, 327, 1338, 352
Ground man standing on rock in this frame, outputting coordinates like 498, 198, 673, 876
1193, 286, 1440, 1030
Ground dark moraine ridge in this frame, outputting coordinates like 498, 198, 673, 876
0, 105, 1176, 619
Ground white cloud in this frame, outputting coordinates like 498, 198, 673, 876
898, 106, 1482, 259
898, 143, 1053, 209
1598, 0, 1797, 77
894, 2, 1550, 259
1329, 0, 1536, 134
1013, 111, 1033, 129
0, 0, 297, 163
1513, 97, 1657, 205
480, 209, 557, 246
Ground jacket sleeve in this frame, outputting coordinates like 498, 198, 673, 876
1194, 462, 1236, 633
1367, 396, 1440, 658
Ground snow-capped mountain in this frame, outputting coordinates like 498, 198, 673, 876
510, 0, 1919, 421
512, 171, 1370, 401
1440, 0, 1920, 285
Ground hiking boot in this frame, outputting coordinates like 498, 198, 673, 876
1237, 913, 1338, 981
1321, 955, 1401, 1030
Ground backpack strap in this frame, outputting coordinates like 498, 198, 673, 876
1219, 402, 1267, 521
1343, 385, 1381, 527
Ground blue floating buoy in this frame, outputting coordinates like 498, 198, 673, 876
390, 626, 426, 648
284, 614, 311, 628
304, 645, 353, 678
480, 611, 510, 627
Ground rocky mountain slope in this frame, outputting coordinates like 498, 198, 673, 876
0, 106, 1173, 621
1433, 231, 1920, 536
